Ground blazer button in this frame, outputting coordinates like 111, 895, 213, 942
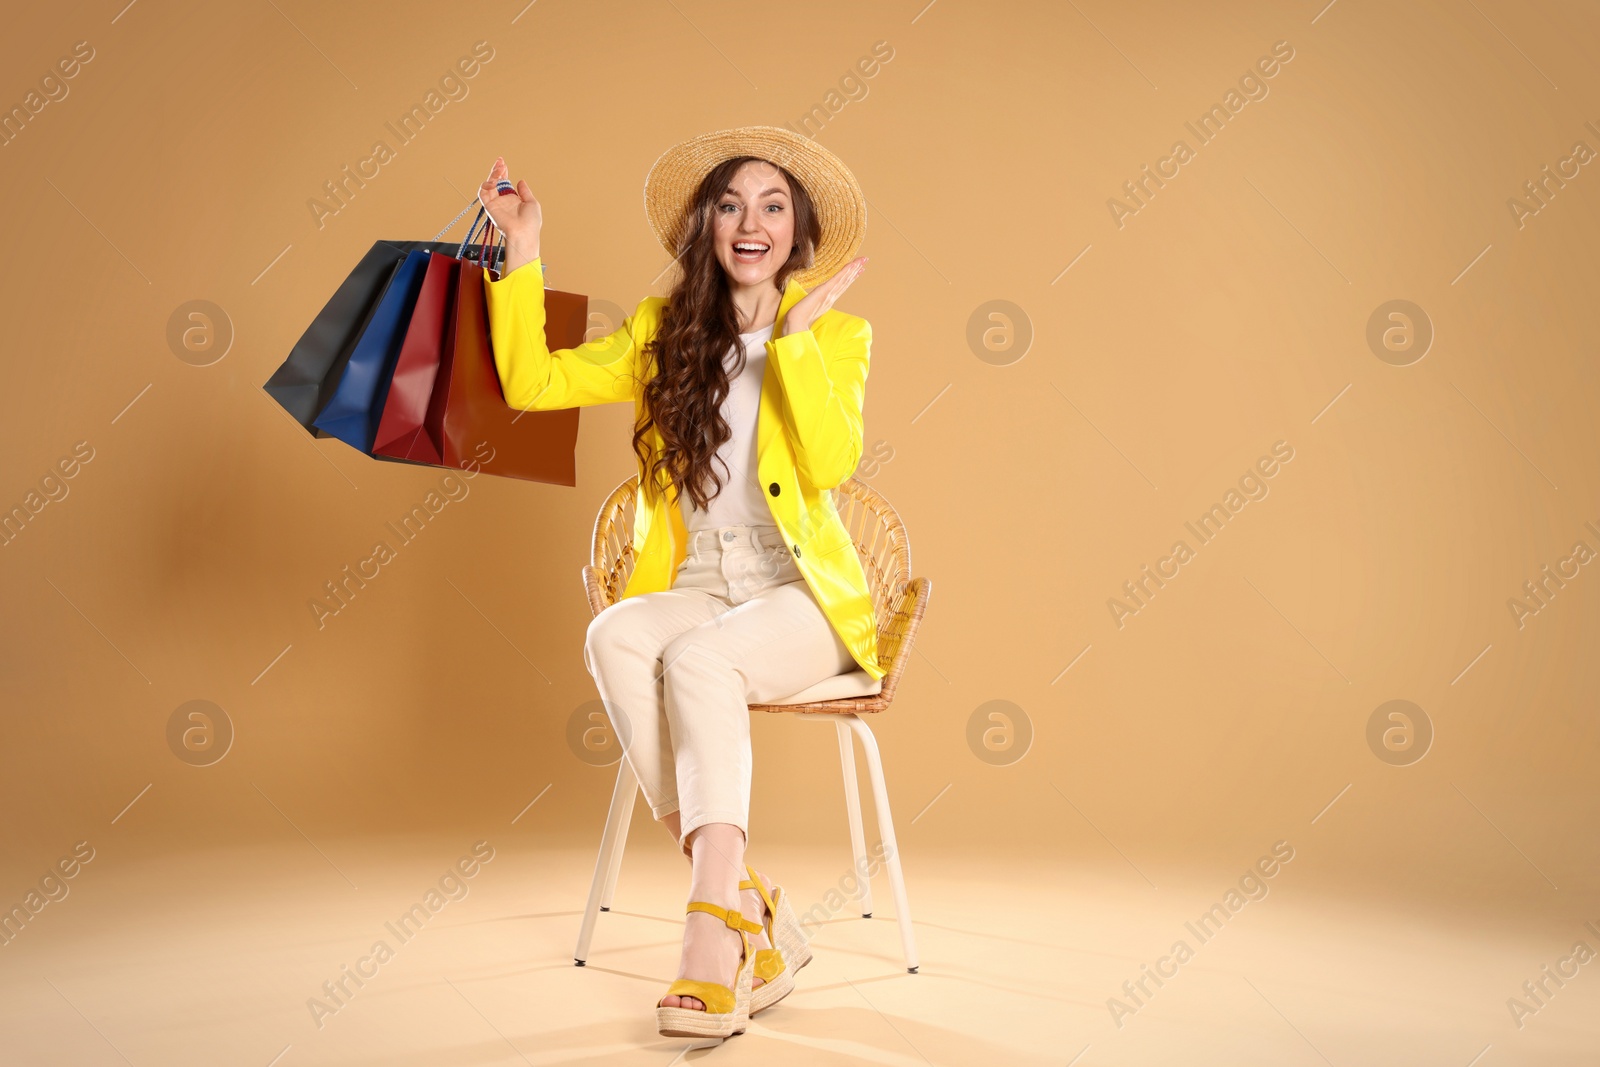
768, 482, 780, 496
793, 544, 801, 557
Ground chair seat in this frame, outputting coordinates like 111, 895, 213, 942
764, 668, 884, 707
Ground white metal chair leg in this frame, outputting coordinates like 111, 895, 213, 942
835, 719, 876, 917
575, 758, 638, 965
599, 775, 635, 912
844, 714, 919, 973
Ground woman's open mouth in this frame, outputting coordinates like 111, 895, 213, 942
732, 241, 770, 263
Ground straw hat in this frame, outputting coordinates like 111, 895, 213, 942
643, 125, 866, 289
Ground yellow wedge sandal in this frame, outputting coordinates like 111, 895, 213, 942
742, 865, 815, 1015
655, 900, 764, 1039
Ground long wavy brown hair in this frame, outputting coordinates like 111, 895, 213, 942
632, 156, 822, 511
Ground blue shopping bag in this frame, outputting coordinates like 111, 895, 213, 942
311, 248, 433, 452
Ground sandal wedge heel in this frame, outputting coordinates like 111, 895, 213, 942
742, 865, 815, 1015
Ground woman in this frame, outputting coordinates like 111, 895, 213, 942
477, 126, 883, 1039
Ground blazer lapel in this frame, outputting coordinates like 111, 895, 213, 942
756, 275, 809, 467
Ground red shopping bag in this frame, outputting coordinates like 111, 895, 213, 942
371, 251, 458, 465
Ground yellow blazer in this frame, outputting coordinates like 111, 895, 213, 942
482, 258, 884, 682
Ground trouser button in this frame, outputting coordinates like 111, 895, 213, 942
723, 530, 735, 542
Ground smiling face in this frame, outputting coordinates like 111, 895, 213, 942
711, 159, 795, 289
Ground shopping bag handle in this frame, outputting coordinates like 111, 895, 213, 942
469, 212, 502, 270
432, 179, 511, 241
432, 179, 523, 274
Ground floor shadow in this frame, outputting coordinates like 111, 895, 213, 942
750, 1003, 1061, 1067
907, 916, 1147, 962
455, 909, 586, 925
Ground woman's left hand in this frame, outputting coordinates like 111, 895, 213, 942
783, 256, 867, 336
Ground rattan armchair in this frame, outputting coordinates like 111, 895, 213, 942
572, 474, 931, 973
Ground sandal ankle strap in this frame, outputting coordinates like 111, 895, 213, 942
686, 899, 763, 935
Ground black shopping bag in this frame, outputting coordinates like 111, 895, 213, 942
266, 239, 488, 437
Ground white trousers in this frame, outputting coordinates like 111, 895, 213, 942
582, 523, 857, 857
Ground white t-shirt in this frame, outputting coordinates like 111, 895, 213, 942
679, 323, 777, 531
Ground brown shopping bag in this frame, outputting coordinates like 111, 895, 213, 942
424, 245, 587, 485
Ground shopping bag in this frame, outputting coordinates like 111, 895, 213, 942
370, 251, 459, 465
311, 249, 433, 451
265, 240, 435, 434
267, 193, 587, 485
427, 244, 585, 485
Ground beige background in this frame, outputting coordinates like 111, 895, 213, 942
2, 0, 1598, 1062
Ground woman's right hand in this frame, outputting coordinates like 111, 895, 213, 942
479, 156, 542, 275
